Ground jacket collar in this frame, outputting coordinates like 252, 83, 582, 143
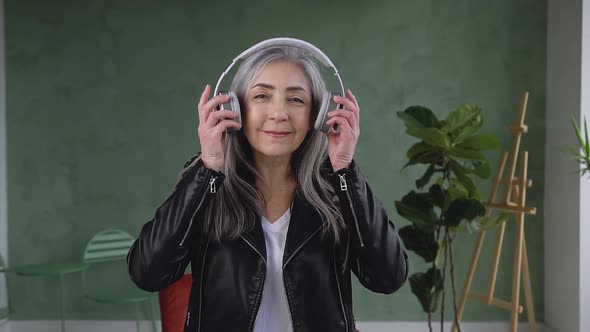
240, 189, 324, 267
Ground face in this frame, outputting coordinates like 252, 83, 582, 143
243, 60, 312, 160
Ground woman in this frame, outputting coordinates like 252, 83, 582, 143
127, 43, 408, 332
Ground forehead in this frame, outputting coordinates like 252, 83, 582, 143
251, 60, 311, 89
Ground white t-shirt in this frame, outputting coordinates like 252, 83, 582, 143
253, 208, 294, 332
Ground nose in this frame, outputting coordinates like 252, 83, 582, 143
268, 99, 289, 121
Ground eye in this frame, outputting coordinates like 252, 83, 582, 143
254, 94, 268, 99
289, 97, 304, 103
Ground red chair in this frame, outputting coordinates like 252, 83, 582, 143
159, 275, 192, 332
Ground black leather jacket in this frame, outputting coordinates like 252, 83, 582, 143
127, 156, 408, 332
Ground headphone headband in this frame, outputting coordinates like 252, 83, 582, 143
213, 37, 345, 97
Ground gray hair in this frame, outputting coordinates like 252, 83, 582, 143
203, 46, 345, 242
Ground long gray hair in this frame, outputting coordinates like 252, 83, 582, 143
202, 45, 345, 242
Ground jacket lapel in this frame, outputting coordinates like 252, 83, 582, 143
239, 190, 325, 267
282, 190, 324, 268
240, 217, 267, 264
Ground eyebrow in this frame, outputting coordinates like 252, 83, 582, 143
251, 83, 308, 93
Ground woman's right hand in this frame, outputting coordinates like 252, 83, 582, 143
197, 84, 242, 172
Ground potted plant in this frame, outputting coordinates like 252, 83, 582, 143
569, 115, 590, 176
395, 104, 505, 331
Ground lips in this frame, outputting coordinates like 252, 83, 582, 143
263, 130, 291, 138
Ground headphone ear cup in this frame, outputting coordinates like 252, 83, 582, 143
228, 91, 242, 131
314, 91, 331, 133
217, 91, 242, 132
314, 91, 343, 134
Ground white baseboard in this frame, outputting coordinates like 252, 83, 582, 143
0, 320, 553, 332
0, 320, 550, 332
356, 321, 552, 332
1, 320, 161, 332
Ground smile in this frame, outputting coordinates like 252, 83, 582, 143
263, 131, 291, 138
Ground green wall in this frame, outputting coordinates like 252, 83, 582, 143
6, 0, 546, 321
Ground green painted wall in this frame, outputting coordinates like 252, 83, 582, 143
6, 0, 546, 322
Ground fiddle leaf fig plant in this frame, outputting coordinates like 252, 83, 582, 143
395, 104, 504, 332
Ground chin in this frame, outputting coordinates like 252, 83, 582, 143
254, 147, 296, 159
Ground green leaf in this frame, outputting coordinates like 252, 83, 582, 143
434, 177, 445, 186
395, 191, 439, 232
470, 160, 492, 179
451, 219, 480, 234
570, 115, 590, 176
409, 267, 443, 313
448, 147, 486, 161
449, 160, 481, 200
585, 117, 590, 158
572, 116, 585, 148
407, 142, 435, 160
451, 112, 484, 143
444, 198, 487, 227
447, 179, 468, 201
403, 151, 442, 169
397, 106, 441, 129
399, 225, 437, 263
442, 104, 482, 134
434, 238, 446, 268
416, 165, 435, 189
448, 154, 492, 180
407, 128, 450, 148
452, 159, 491, 179
428, 184, 445, 209
456, 134, 501, 150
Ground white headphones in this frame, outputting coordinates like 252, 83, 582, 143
213, 37, 346, 134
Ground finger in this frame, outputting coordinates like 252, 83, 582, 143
346, 89, 361, 123
206, 110, 239, 127
211, 119, 242, 135
328, 109, 357, 130
201, 94, 231, 123
326, 117, 353, 135
197, 84, 212, 123
204, 93, 231, 111
334, 95, 359, 115
347, 89, 359, 108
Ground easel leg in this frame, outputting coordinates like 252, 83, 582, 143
488, 221, 506, 301
452, 229, 486, 332
522, 236, 536, 331
510, 215, 525, 332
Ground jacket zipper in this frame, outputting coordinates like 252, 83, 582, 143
209, 176, 217, 193
338, 174, 365, 248
197, 239, 210, 332
179, 173, 217, 247
333, 248, 349, 331
342, 233, 350, 274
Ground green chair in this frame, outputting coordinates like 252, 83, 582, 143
82, 228, 157, 332
0, 254, 9, 320
10, 253, 89, 332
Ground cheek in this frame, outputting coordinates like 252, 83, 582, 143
243, 106, 257, 128
297, 110, 312, 130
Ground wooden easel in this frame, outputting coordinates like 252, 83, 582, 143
451, 92, 537, 332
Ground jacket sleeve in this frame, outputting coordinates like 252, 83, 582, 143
127, 154, 225, 292
327, 160, 408, 294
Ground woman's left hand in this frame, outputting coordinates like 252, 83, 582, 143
325, 89, 361, 172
